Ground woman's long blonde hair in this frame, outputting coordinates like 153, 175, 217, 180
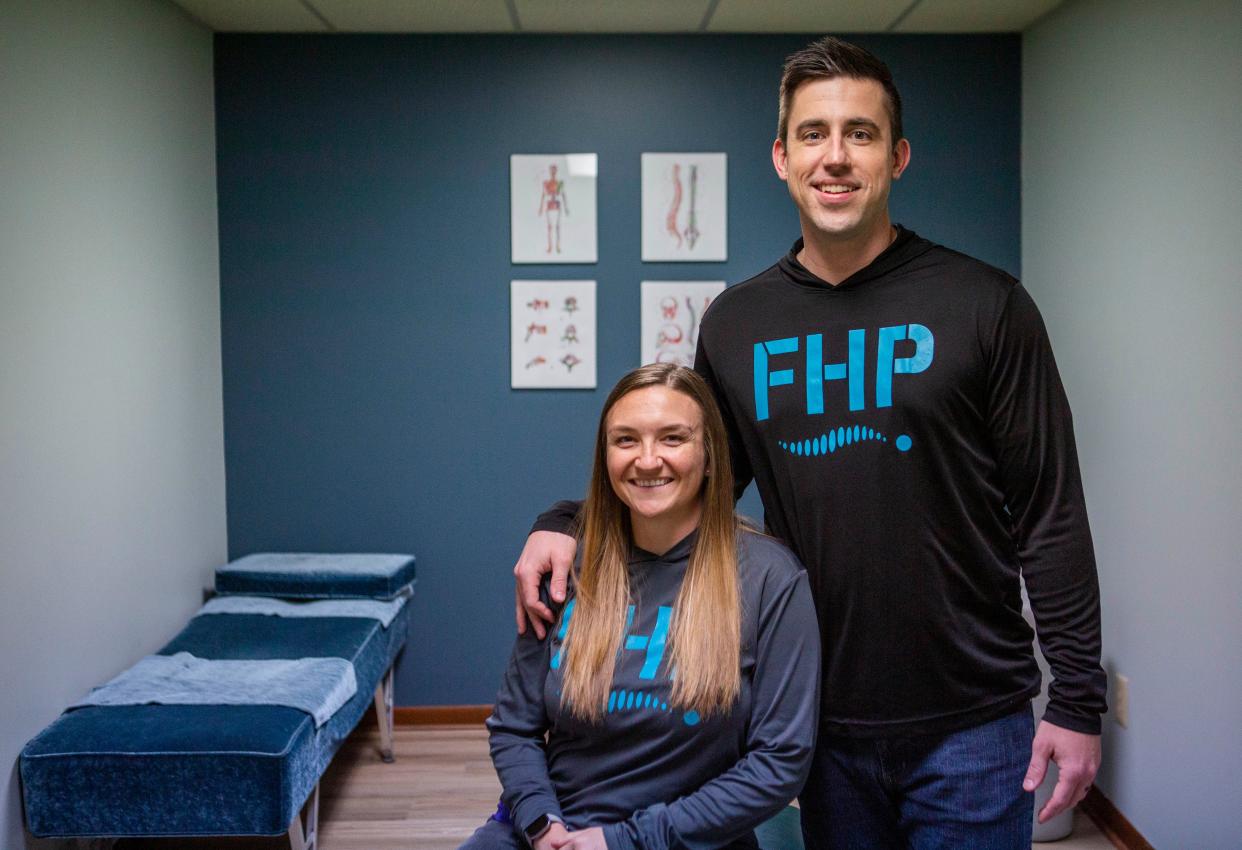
559, 364, 741, 723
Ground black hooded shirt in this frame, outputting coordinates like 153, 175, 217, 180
539, 227, 1105, 738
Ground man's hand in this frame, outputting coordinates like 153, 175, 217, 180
550, 826, 607, 849
514, 530, 577, 639
533, 822, 570, 850
1023, 720, 1102, 823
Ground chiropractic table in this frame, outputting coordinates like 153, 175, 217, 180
20, 553, 416, 849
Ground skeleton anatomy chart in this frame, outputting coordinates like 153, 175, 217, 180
511, 280, 597, 388
511, 154, 598, 264
641, 153, 727, 262
640, 281, 726, 367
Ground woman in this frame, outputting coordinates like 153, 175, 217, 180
462, 364, 820, 850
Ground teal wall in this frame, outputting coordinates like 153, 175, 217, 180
215, 32, 1021, 707
216, 33, 1018, 705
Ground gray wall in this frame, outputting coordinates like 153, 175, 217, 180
1023, 1, 1242, 846
0, 1, 226, 845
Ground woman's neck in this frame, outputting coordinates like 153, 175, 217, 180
631, 504, 702, 556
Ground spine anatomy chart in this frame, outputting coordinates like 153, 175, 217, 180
641, 153, 726, 262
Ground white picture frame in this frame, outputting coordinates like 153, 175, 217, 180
641, 153, 727, 262
511, 154, 598, 264
511, 280, 597, 389
640, 281, 726, 368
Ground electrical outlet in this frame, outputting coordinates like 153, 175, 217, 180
1114, 674, 1129, 728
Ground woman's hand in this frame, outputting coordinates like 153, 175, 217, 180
550, 825, 607, 849
533, 822, 570, 850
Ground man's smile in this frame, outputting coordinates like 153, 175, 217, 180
814, 182, 859, 203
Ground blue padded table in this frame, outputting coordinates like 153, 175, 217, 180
21, 601, 410, 846
217, 553, 419, 601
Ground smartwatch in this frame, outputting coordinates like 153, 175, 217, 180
524, 813, 564, 844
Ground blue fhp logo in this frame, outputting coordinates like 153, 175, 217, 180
753, 324, 934, 421
552, 601, 671, 680
551, 601, 699, 724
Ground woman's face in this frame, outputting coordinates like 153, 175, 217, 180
604, 386, 707, 534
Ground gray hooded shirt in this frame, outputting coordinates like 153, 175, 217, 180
488, 528, 820, 850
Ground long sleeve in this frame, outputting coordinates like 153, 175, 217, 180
530, 499, 581, 536
603, 570, 820, 850
694, 325, 755, 503
487, 616, 564, 833
986, 283, 1107, 733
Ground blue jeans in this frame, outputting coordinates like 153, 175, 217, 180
800, 706, 1034, 850
458, 817, 526, 850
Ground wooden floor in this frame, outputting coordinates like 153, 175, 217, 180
114, 723, 1116, 850
318, 724, 500, 850
114, 725, 499, 850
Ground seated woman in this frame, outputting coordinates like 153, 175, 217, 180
462, 364, 820, 850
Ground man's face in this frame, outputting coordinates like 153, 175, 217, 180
772, 76, 910, 245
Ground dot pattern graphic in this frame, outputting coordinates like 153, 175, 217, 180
777, 427, 910, 456
604, 688, 700, 726
608, 688, 670, 715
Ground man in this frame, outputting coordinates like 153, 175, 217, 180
515, 36, 1105, 849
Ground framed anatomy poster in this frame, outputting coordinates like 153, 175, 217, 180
641, 153, 727, 262
511, 154, 598, 264
640, 281, 726, 367
511, 280, 597, 389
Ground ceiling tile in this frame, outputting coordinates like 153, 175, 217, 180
894, 0, 1066, 32
170, 0, 329, 32
514, 0, 713, 33
707, 0, 912, 32
169, 0, 1071, 34
311, 0, 517, 33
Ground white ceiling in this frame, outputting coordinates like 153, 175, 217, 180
169, 0, 1067, 33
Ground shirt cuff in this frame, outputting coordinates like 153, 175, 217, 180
1041, 704, 1102, 735
510, 797, 565, 842
603, 822, 637, 850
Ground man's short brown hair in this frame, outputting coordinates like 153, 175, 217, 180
778, 36, 904, 146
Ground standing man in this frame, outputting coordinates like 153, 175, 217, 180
515, 37, 1105, 849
